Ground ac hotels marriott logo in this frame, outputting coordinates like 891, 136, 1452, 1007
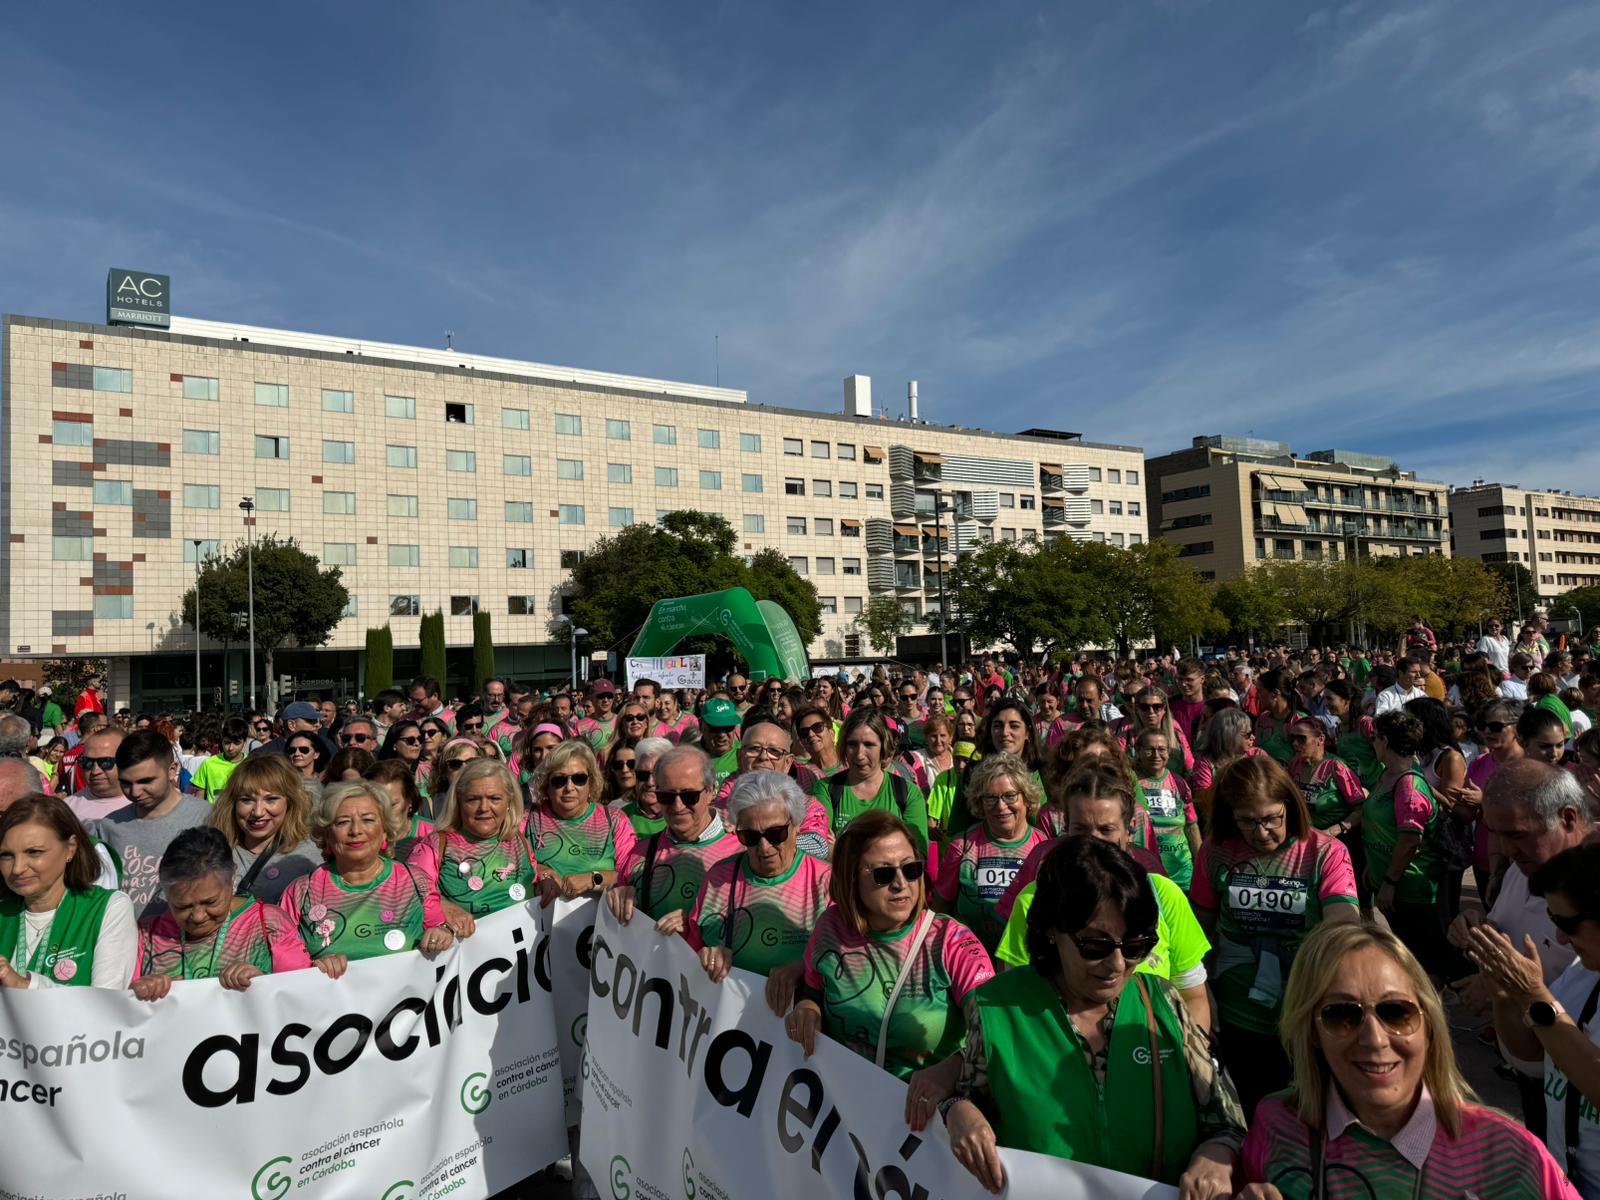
106, 268, 170, 327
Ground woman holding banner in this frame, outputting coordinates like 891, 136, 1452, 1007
132, 827, 311, 997
278, 780, 453, 976
785, 810, 993, 1081
408, 759, 537, 939
526, 740, 636, 904
942, 835, 1244, 1196
0, 793, 136, 989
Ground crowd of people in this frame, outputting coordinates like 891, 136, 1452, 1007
4, 618, 1600, 1197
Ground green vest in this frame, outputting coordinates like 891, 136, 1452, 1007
1361, 769, 1440, 904
973, 967, 1198, 1183
1335, 733, 1382, 790
0, 887, 114, 986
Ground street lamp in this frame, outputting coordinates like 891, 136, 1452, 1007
240, 496, 257, 709
191, 540, 205, 714
555, 616, 588, 689
932, 493, 950, 668
1567, 603, 1584, 640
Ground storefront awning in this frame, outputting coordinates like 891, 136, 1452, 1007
1039, 462, 1064, 473
840, 518, 862, 529
893, 523, 921, 536
913, 451, 945, 465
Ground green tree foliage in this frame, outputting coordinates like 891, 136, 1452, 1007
1213, 573, 1289, 641
472, 612, 497, 698
566, 512, 821, 654
1555, 586, 1600, 637
364, 625, 394, 697
42, 657, 110, 712
856, 596, 914, 656
1079, 541, 1225, 657
182, 535, 349, 704
1485, 561, 1536, 616
419, 611, 447, 689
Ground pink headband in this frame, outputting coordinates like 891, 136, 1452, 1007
441, 737, 477, 755
532, 723, 566, 739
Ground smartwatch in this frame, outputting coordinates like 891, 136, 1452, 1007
591, 871, 605, 893
1526, 999, 1567, 1029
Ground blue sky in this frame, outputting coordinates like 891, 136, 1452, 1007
6, 2, 1600, 490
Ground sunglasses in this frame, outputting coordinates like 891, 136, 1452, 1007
736, 823, 791, 848
423, 728, 446, 738
338, 733, 374, 745
1549, 909, 1589, 936
287, 745, 316, 756
1069, 931, 1158, 962
622, 713, 648, 722
798, 722, 827, 737
611, 759, 637, 772
395, 735, 422, 745
1317, 999, 1423, 1038
444, 757, 475, 771
548, 772, 589, 789
82, 756, 117, 771
462, 721, 484, 732
864, 860, 925, 887
1288, 734, 1310, 745
1480, 721, 1511, 734
253, 723, 272, 732
1135, 703, 1165, 712
656, 788, 704, 808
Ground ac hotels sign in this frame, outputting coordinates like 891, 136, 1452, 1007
106, 268, 170, 328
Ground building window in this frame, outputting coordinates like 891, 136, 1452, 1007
445, 402, 474, 424
324, 542, 357, 565
1087, 467, 1102, 482
785, 478, 805, 496
814, 518, 834, 536
866, 484, 884, 500
1108, 469, 1122, 484
560, 550, 584, 569
54, 534, 95, 560
609, 507, 634, 527
256, 435, 290, 460
92, 367, 133, 393
93, 595, 133, 619
1162, 484, 1211, 503
446, 449, 476, 473
557, 458, 585, 481
840, 481, 858, 499
559, 504, 585, 525
1130, 533, 1143, 544
700, 470, 722, 490
387, 494, 418, 518
449, 596, 480, 616
183, 376, 220, 401
838, 444, 856, 462
257, 487, 290, 512
389, 545, 421, 568
1002, 527, 1017, 541
698, 429, 720, 449
506, 501, 533, 523
183, 429, 219, 455
1129, 501, 1141, 516
183, 484, 220, 509
255, 382, 288, 408
608, 463, 633, 484
741, 433, 762, 453
53, 419, 94, 445
502, 407, 529, 430
1108, 500, 1122, 516
386, 395, 416, 419
448, 498, 478, 520
1127, 469, 1140, 485
744, 514, 765, 534
323, 491, 356, 515
1000, 493, 1015, 508
322, 440, 355, 465
322, 389, 354, 413
1020, 495, 1036, 510
504, 454, 532, 476
606, 419, 631, 441
787, 516, 807, 535
811, 441, 830, 459
390, 595, 421, 616
653, 424, 677, 445
843, 557, 861, 575
183, 539, 219, 563
841, 522, 860, 538
819, 596, 837, 614
843, 596, 863, 614
656, 467, 679, 487
507, 548, 530, 568
508, 596, 538, 616
783, 438, 803, 456
742, 474, 764, 493
814, 479, 832, 498
448, 546, 479, 569
789, 556, 808, 575
387, 444, 417, 469
1110, 533, 1125, 547
555, 413, 583, 436
816, 557, 836, 575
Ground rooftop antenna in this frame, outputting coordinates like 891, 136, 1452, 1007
445, 331, 454, 351
715, 335, 720, 387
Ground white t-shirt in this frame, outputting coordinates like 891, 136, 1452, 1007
1490, 864, 1575, 987
1501, 678, 1530, 700
1476, 634, 1512, 675
1544, 959, 1600, 1197
1374, 684, 1425, 715
14, 889, 137, 990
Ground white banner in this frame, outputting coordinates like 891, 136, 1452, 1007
0, 906, 567, 1200
543, 896, 599, 1126
626, 654, 706, 690
579, 904, 1176, 1200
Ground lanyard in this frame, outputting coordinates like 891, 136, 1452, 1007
11, 909, 57, 975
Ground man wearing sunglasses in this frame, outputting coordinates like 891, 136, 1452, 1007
64, 726, 130, 823
575, 680, 618, 750
335, 716, 380, 753
607, 745, 738, 926
699, 698, 743, 787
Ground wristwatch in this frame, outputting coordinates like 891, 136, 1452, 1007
1526, 999, 1567, 1029
591, 871, 605, 893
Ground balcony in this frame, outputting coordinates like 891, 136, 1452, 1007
1254, 519, 1318, 535
1040, 463, 1064, 492
1301, 493, 1363, 511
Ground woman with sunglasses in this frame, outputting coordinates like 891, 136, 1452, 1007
608, 701, 654, 759
415, 717, 450, 793
785, 809, 993, 1081
943, 835, 1244, 1196
408, 759, 536, 939
426, 736, 481, 802
812, 709, 930, 854
527, 740, 636, 905
1132, 727, 1202, 888
1115, 686, 1195, 774
283, 731, 328, 794
792, 704, 841, 775
613, 736, 670, 837
1287, 715, 1366, 836
377, 719, 427, 793
207, 755, 321, 904
1236, 923, 1574, 1200
1191, 755, 1357, 1116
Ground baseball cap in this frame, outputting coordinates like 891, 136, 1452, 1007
283, 701, 320, 722
701, 698, 741, 728
590, 680, 617, 696
38, 685, 52, 696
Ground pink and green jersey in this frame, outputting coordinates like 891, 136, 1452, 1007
687, 852, 832, 976
408, 830, 538, 917
278, 860, 445, 961
1292, 755, 1366, 830
801, 907, 994, 1080
526, 802, 638, 879
138, 900, 312, 979
487, 717, 520, 758
1136, 769, 1198, 888
620, 818, 741, 919
713, 773, 833, 859
932, 824, 1049, 954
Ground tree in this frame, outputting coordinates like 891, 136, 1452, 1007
856, 596, 914, 656
419, 611, 447, 690
947, 539, 1101, 660
472, 612, 497, 698
181, 535, 348, 705
1555, 586, 1600, 638
1079, 541, 1224, 657
1485, 560, 1536, 618
364, 626, 393, 698
744, 548, 823, 645
1213, 572, 1288, 642
42, 657, 110, 712
1386, 556, 1507, 638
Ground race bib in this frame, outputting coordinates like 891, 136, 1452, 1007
1143, 787, 1182, 821
975, 856, 1020, 899
1228, 872, 1309, 932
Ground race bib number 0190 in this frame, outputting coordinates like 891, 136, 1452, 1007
1228, 873, 1308, 928
975, 857, 1020, 898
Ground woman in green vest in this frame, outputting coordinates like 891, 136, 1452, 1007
943, 835, 1245, 1195
0, 793, 136, 989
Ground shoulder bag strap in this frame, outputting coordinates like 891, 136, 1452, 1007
722, 861, 740, 950
875, 911, 935, 1069
234, 834, 281, 898
639, 832, 663, 912
890, 771, 909, 817
1134, 974, 1165, 1181
1568, 979, 1600, 1181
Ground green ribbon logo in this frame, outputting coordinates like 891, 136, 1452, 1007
682, 1147, 697, 1200
459, 1071, 491, 1115
380, 1183, 414, 1200
250, 1156, 292, 1200
609, 1154, 632, 1200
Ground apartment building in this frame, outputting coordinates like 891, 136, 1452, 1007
1448, 482, 1600, 606
1145, 436, 1449, 581
3, 294, 1147, 707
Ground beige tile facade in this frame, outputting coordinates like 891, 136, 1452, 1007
3, 314, 1148, 670
1448, 482, 1600, 604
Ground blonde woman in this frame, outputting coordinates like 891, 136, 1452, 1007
526, 740, 637, 905
409, 759, 536, 939
209, 754, 321, 903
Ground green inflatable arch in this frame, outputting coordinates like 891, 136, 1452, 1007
629, 588, 810, 682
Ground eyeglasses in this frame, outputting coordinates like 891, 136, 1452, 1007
1480, 721, 1510, 734
82, 756, 117, 771
982, 790, 1025, 808
635, 768, 654, 784
287, 745, 315, 757
1068, 931, 1158, 962
423, 728, 446, 739
395, 735, 422, 746
1234, 812, 1286, 833
656, 788, 704, 808
252, 722, 272, 732
797, 722, 827, 737
548, 772, 589, 789
1317, 999, 1423, 1038
444, 757, 474, 771
1135, 703, 1165, 713
1288, 734, 1310, 745
611, 759, 637, 772
736, 823, 791, 848
622, 712, 648, 722
864, 860, 925, 887
1549, 909, 1589, 936
900, 693, 918, 701
462, 721, 484, 732
743, 745, 790, 761
338, 733, 374, 745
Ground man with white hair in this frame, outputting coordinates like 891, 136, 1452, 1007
0, 757, 46, 812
